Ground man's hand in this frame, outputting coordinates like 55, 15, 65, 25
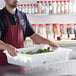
7, 45, 17, 56
49, 41, 59, 48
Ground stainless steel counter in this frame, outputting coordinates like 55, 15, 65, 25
0, 65, 22, 76
0, 64, 58, 76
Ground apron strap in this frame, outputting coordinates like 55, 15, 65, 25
18, 16, 21, 26
4, 8, 11, 26
4, 8, 21, 27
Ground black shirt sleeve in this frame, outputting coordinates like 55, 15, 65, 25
24, 14, 35, 37
0, 19, 3, 40
0, 15, 8, 41
0, 28, 2, 40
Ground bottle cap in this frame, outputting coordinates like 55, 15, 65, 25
46, 24, 52, 26
32, 24, 37, 26
39, 24, 45, 26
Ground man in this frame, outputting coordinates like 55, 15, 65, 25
0, 0, 59, 65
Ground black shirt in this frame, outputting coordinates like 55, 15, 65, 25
0, 8, 35, 40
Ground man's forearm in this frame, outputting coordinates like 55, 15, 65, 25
0, 40, 11, 50
31, 34, 49, 44
30, 33, 59, 47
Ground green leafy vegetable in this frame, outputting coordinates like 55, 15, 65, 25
25, 47, 53, 55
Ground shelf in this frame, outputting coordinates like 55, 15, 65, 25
26, 13, 76, 24
26, 13, 76, 16
50, 39, 76, 45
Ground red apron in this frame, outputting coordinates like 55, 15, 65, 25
0, 9, 24, 65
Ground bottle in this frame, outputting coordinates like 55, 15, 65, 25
67, 24, 74, 39
37, 1, 42, 14
26, 4, 29, 14
53, 24, 60, 39
74, 24, 76, 39
17, 4, 21, 11
34, 4, 38, 14
24, 4, 26, 13
32, 24, 38, 33
48, 1, 53, 14
60, 24, 67, 39
71, 24, 75, 39
68, 0, 73, 13
46, 24, 53, 39
38, 24, 46, 38
56, 1, 61, 14
28, 4, 31, 14
20, 4, 23, 12
60, 1, 64, 14
22, 4, 25, 13
31, 4, 35, 14
44, 1, 49, 14
52, 1, 57, 14
67, 24, 71, 38
64, 0, 69, 13
41, 1, 45, 14
24, 4, 29, 14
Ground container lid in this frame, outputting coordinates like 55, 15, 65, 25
60, 24, 65, 26
52, 1, 55, 3
27, 4, 29, 6
32, 24, 37, 26
67, 24, 72, 26
34, 4, 38, 6
20, 4, 23, 6
64, 1, 66, 2
53, 24, 58, 25
41, 1, 44, 3
46, 24, 52, 26
74, 24, 76, 25
39, 24, 45, 26
67, 0, 70, 2
56, 1, 59, 3
29, 4, 31, 6
36, 4, 38, 6
30, 4, 32, 6
44, 1, 47, 3
24, 4, 26, 6
60, 1, 62, 2
48, 1, 51, 3
37, 1, 40, 3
